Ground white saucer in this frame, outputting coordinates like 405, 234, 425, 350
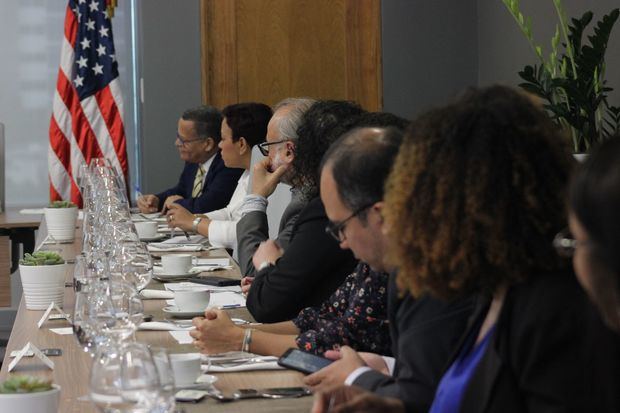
163, 305, 205, 317
139, 233, 168, 242
153, 267, 202, 279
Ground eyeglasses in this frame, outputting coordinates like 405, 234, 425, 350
325, 204, 374, 243
175, 133, 204, 147
258, 139, 288, 156
553, 228, 590, 257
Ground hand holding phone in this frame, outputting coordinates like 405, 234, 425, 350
277, 348, 333, 374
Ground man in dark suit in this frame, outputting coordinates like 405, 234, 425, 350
305, 126, 473, 413
137, 105, 243, 214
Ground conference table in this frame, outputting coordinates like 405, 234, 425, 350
0, 218, 313, 412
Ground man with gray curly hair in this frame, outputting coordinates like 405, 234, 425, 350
236, 97, 315, 279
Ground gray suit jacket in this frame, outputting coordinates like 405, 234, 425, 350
236, 190, 306, 277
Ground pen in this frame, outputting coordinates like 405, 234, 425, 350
183, 231, 191, 241
218, 304, 243, 309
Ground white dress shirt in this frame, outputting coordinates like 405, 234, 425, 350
344, 356, 396, 385
205, 169, 250, 249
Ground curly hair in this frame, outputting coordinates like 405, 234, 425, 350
383, 85, 575, 300
291, 100, 365, 199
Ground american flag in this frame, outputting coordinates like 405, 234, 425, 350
49, 0, 128, 206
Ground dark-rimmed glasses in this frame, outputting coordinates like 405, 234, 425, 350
175, 133, 204, 147
325, 204, 374, 243
553, 228, 590, 257
258, 139, 288, 156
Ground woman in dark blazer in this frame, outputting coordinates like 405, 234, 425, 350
311, 86, 619, 413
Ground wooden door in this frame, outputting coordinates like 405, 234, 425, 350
200, 0, 382, 111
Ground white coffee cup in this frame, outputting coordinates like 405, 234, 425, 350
134, 221, 158, 239
174, 289, 211, 312
161, 254, 194, 275
169, 353, 202, 387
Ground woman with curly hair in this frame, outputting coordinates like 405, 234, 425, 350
312, 86, 619, 412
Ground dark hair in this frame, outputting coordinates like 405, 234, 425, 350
222, 103, 272, 147
570, 135, 620, 330
347, 111, 410, 131
292, 100, 365, 198
320, 127, 403, 220
181, 105, 223, 143
384, 85, 574, 300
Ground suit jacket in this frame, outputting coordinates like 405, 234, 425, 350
245, 196, 358, 323
354, 275, 474, 413
155, 151, 243, 213
453, 270, 620, 413
236, 190, 307, 277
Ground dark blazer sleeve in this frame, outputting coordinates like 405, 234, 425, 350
155, 163, 196, 209
236, 210, 270, 277
236, 196, 306, 277
354, 276, 475, 413
175, 152, 243, 214
245, 197, 358, 323
460, 271, 619, 413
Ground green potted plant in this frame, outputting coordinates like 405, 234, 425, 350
0, 376, 60, 413
19, 251, 66, 310
502, 0, 620, 153
44, 200, 78, 242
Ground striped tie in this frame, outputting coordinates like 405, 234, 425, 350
192, 165, 205, 197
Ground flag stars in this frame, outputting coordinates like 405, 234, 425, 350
109, 54, 116, 62
80, 38, 91, 49
96, 44, 107, 57
92, 63, 104, 75
99, 26, 109, 38
103, 8, 111, 19
73, 75, 84, 87
89, 1, 99, 12
76, 56, 88, 68
78, 0, 86, 4
86, 19, 96, 31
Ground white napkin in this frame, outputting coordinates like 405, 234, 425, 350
140, 289, 174, 299
200, 356, 283, 372
138, 322, 195, 331
148, 244, 203, 252
169, 330, 193, 344
165, 292, 245, 308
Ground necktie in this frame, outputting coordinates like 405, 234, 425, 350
192, 165, 205, 197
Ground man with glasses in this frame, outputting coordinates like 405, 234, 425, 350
236, 98, 314, 279
137, 105, 243, 214
303, 125, 474, 413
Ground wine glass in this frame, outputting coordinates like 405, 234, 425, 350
119, 342, 165, 411
72, 291, 97, 356
90, 343, 128, 412
107, 281, 144, 342
149, 347, 177, 412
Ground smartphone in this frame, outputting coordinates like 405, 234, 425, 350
187, 276, 240, 287
260, 387, 312, 398
232, 387, 311, 399
278, 348, 333, 374
174, 389, 208, 403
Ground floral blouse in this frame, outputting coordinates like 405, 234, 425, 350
293, 262, 391, 355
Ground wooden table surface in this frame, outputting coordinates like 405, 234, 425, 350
0, 219, 312, 412
0, 207, 42, 229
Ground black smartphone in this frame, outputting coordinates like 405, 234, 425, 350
278, 348, 333, 374
42, 348, 62, 357
187, 276, 240, 287
232, 387, 311, 399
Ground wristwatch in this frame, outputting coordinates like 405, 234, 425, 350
192, 216, 203, 233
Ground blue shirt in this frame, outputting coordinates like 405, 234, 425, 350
429, 324, 496, 413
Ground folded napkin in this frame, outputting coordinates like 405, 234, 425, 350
165, 292, 245, 308
139, 321, 195, 331
148, 244, 203, 252
140, 289, 174, 300
169, 330, 193, 344
200, 355, 283, 373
